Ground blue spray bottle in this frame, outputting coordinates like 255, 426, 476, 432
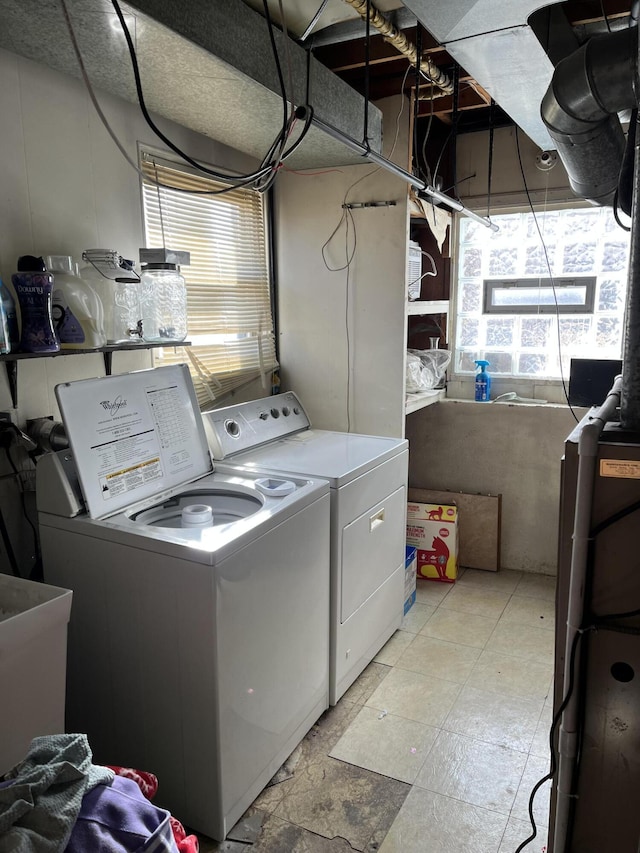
474, 360, 491, 402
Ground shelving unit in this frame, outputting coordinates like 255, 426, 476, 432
0, 341, 191, 407
404, 213, 452, 415
405, 388, 446, 415
407, 299, 449, 317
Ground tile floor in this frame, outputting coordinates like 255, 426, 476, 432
198, 568, 556, 853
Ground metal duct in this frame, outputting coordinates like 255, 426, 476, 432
400, 0, 556, 148
541, 26, 638, 205
341, 0, 454, 94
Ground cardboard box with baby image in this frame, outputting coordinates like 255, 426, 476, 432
406, 502, 458, 583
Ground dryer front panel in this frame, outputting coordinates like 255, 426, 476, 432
340, 484, 406, 622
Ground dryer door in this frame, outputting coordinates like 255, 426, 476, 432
340, 485, 405, 622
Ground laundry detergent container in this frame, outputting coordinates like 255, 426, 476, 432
0, 574, 72, 774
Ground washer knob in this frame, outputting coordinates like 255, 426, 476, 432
259, 412, 269, 420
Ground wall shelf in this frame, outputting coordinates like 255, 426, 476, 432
405, 388, 446, 414
407, 300, 449, 316
0, 341, 191, 408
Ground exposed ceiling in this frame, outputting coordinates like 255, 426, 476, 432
0, 0, 635, 177
245, 0, 635, 143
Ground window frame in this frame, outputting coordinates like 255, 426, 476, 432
483, 276, 597, 315
448, 201, 629, 400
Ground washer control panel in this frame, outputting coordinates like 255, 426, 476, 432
203, 392, 310, 459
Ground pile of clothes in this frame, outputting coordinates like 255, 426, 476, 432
0, 734, 199, 853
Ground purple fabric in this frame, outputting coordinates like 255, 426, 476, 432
64, 775, 178, 853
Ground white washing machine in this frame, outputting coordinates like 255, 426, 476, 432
36, 366, 330, 842
203, 392, 408, 704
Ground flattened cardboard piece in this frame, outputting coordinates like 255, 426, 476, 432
408, 488, 501, 572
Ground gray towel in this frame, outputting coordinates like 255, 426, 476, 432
0, 733, 114, 853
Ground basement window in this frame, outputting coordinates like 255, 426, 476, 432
453, 207, 630, 380
140, 149, 277, 408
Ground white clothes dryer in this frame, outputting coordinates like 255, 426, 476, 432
203, 392, 408, 704
37, 366, 330, 842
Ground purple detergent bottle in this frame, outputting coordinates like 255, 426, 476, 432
12, 255, 60, 353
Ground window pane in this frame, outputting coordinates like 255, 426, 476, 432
562, 242, 596, 273
559, 318, 592, 347
521, 317, 552, 348
524, 244, 555, 275
484, 352, 514, 374
596, 316, 622, 348
518, 353, 548, 374
526, 210, 561, 239
461, 247, 481, 277
456, 351, 475, 372
489, 247, 518, 276
602, 242, 628, 272
598, 278, 624, 311
486, 318, 514, 347
459, 317, 480, 347
460, 280, 482, 312
491, 285, 587, 308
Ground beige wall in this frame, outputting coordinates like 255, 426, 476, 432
456, 124, 573, 211
406, 399, 583, 574
275, 95, 412, 437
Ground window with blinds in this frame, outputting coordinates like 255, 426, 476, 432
140, 149, 277, 408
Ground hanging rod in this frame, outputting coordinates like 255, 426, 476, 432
310, 115, 498, 231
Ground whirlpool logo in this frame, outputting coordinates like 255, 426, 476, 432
100, 396, 128, 416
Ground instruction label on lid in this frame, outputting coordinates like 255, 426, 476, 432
600, 459, 640, 479
56, 365, 212, 518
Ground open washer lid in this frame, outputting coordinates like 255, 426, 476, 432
55, 364, 212, 520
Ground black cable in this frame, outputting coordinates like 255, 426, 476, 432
413, 28, 422, 178
0, 506, 20, 577
515, 627, 587, 853
261, 0, 290, 143
514, 126, 579, 423
420, 89, 435, 186
362, 0, 371, 151
613, 187, 632, 231
110, 0, 284, 186
3, 445, 41, 581
600, 0, 612, 32
451, 65, 460, 198
487, 99, 495, 220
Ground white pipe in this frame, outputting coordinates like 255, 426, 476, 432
310, 115, 499, 230
552, 375, 622, 853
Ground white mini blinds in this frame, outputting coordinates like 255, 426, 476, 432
140, 151, 277, 408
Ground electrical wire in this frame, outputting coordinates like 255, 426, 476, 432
3, 444, 41, 581
514, 127, 579, 423
0, 506, 20, 577
419, 87, 435, 186
111, 0, 282, 185
487, 99, 495, 220
299, 0, 330, 42
600, 0, 612, 32
63, 0, 313, 195
61, 0, 273, 195
514, 626, 589, 853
